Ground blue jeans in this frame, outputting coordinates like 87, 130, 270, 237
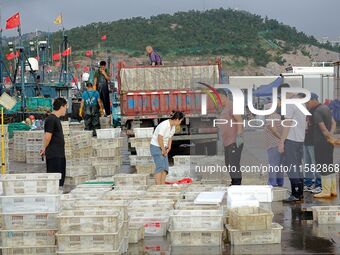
303, 145, 321, 188
267, 147, 284, 187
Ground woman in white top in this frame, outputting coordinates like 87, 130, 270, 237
150, 111, 185, 185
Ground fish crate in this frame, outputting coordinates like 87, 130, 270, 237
71, 138, 92, 149
169, 228, 223, 246
229, 207, 273, 231
129, 223, 144, 243
147, 185, 188, 192
74, 200, 129, 221
129, 199, 174, 209
1, 229, 57, 247
143, 191, 184, 201
103, 190, 146, 201
0, 195, 60, 213
0, 173, 61, 195
173, 155, 204, 166
312, 206, 340, 224
133, 128, 154, 138
94, 164, 119, 177
96, 128, 121, 139
171, 246, 223, 255
66, 166, 94, 178
129, 137, 151, 148
68, 157, 94, 167
114, 174, 149, 186
72, 147, 94, 158
26, 131, 44, 139
56, 224, 123, 252
1, 246, 57, 255
135, 163, 154, 175
170, 210, 224, 230
64, 175, 90, 187
92, 157, 122, 166
226, 223, 283, 245
175, 201, 222, 211
13, 150, 26, 162
130, 216, 169, 237
0, 212, 58, 230
58, 211, 120, 234
94, 148, 120, 158
92, 137, 124, 149
26, 153, 45, 165
114, 185, 147, 191
26, 143, 42, 152
272, 187, 289, 202
135, 147, 152, 156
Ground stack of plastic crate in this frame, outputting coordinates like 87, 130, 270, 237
65, 157, 95, 189
92, 135, 124, 178
0, 173, 61, 255
169, 209, 224, 247
13, 130, 26, 162
25, 131, 44, 165
61, 121, 72, 161
226, 206, 282, 245
131, 128, 155, 175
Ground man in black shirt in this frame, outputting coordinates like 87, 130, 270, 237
40, 98, 67, 188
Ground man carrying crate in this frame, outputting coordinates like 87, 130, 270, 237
40, 98, 67, 189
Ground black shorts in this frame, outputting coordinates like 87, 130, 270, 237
46, 157, 66, 187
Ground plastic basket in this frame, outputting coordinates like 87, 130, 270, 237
133, 128, 154, 138
135, 148, 152, 156
129, 223, 144, 244
114, 174, 149, 186
130, 216, 169, 237
129, 137, 151, 148
94, 165, 119, 177
229, 207, 273, 231
0, 212, 58, 230
169, 228, 223, 246
1, 246, 56, 255
312, 206, 340, 224
96, 128, 121, 139
95, 148, 120, 158
1, 229, 57, 247
0, 92, 17, 110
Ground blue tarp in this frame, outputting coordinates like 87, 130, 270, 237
254, 77, 283, 97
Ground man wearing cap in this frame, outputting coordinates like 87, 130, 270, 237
307, 93, 337, 198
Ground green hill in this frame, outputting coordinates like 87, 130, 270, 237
9, 8, 340, 67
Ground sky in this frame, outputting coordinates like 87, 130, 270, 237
1, 0, 339, 40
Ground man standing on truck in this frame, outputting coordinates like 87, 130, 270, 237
79, 82, 104, 136
40, 98, 68, 189
146, 46, 162, 66
216, 89, 244, 185
94, 61, 111, 116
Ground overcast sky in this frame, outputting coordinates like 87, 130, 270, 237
1, 0, 339, 40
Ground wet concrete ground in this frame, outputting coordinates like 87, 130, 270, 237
6, 130, 340, 255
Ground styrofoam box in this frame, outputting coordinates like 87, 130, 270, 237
129, 223, 144, 243
0, 195, 60, 213
169, 228, 223, 246
0, 212, 58, 230
0, 173, 61, 195
170, 210, 223, 230
227, 185, 273, 202
1, 246, 56, 255
96, 128, 121, 139
135, 147, 152, 156
114, 173, 149, 186
194, 192, 226, 205
74, 200, 129, 221
130, 216, 169, 236
1, 229, 57, 247
229, 207, 273, 231
227, 195, 260, 209
227, 223, 283, 245
58, 211, 120, 234
272, 187, 289, 202
312, 206, 340, 224
133, 128, 154, 138
56, 223, 123, 251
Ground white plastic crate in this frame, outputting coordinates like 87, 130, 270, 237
1, 229, 57, 247
0, 173, 61, 195
229, 207, 273, 231
312, 206, 340, 224
135, 147, 152, 156
56, 224, 123, 251
227, 223, 283, 245
96, 128, 121, 139
93, 157, 122, 166
169, 228, 223, 246
66, 166, 94, 178
227, 186, 273, 203
64, 176, 90, 187
56, 250, 120, 255
95, 148, 120, 158
58, 211, 120, 233
114, 173, 149, 186
143, 191, 184, 201
129, 137, 151, 148
94, 165, 119, 177
0, 212, 58, 230
103, 190, 146, 201
92, 137, 124, 149
272, 187, 289, 202
227, 195, 260, 209
114, 185, 147, 191
130, 216, 169, 236
136, 163, 154, 175
129, 223, 144, 243
170, 210, 223, 230
129, 199, 174, 208
129, 155, 137, 166
0, 195, 60, 213
1, 246, 56, 255
147, 185, 188, 192
133, 127, 154, 138
173, 155, 203, 166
